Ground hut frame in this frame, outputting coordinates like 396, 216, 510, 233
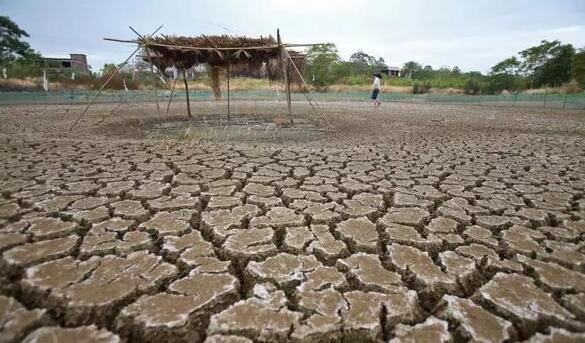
70, 26, 331, 131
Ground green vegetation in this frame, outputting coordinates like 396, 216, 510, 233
0, 16, 42, 78
1, 15, 583, 95
304, 40, 585, 94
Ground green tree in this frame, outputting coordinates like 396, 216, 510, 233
418, 65, 434, 79
348, 51, 377, 75
401, 61, 422, 78
305, 43, 342, 86
491, 56, 522, 75
519, 40, 563, 87
375, 57, 387, 69
0, 16, 39, 65
534, 43, 575, 87
573, 48, 585, 88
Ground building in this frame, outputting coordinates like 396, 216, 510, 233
380, 67, 400, 77
380, 66, 400, 77
41, 54, 90, 74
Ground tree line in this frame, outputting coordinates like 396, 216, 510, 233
305, 41, 585, 94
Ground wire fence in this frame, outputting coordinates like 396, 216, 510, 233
1, 89, 584, 110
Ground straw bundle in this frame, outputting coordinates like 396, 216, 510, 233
208, 66, 223, 99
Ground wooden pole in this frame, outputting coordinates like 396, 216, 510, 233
166, 76, 177, 115
563, 93, 569, 110
543, 88, 548, 108
284, 50, 332, 128
227, 63, 230, 122
71, 25, 163, 131
145, 49, 160, 112
277, 29, 293, 126
183, 69, 192, 118
69, 46, 140, 131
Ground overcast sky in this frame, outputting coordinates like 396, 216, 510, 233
2, 0, 584, 73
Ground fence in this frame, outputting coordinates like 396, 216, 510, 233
0, 89, 584, 110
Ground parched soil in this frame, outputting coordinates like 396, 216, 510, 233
0, 100, 585, 342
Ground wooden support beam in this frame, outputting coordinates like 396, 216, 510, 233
166, 77, 177, 115
183, 69, 192, 118
69, 46, 140, 131
71, 25, 163, 131
145, 48, 160, 113
277, 29, 293, 126
227, 63, 231, 122
284, 49, 332, 128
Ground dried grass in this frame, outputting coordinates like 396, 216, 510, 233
561, 79, 582, 94
0, 78, 40, 91
430, 87, 464, 94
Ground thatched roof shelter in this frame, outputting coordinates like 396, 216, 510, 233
136, 34, 306, 99
139, 35, 282, 70
85, 28, 330, 129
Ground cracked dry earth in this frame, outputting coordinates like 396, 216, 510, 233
1, 102, 585, 343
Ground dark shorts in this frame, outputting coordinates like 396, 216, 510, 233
371, 89, 380, 100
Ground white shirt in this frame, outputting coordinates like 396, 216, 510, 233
373, 77, 380, 90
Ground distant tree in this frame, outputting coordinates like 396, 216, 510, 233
375, 57, 387, 69
520, 40, 575, 88
0, 16, 39, 65
349, 50, 376, 75
305, 43, 342, 86
401, 61, 422, 78
520, 41, 560, 72
349, 51, 376, 66
452, 66, 461, 75
331, 62, 351, 80
573, 48, 585, 87
417, 65, 434, 79
491, 57, 522, 75
533, 43, 575, 87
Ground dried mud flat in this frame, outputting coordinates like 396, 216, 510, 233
1, 101, 585, 342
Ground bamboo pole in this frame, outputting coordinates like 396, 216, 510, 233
70, 25, 163, 131
129, 25, 160, 112
277, 29, 293, 126
284, 50, 332, 128
69, 46, 140, 131
227, 63, 231, 122
145, 48, 160, 113
183, 69, 192, 118
166, 77, 177, 115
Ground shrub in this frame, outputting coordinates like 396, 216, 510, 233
561, 79, 582, 94
464, 79, 482, 95
412, 82, 431, 94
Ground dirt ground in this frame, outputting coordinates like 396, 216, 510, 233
1, 100, 585, 342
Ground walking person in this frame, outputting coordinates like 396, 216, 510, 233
371, 73, 382, 108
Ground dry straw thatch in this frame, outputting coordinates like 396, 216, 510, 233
140, 35, 281, 70
139, 34, 306, 97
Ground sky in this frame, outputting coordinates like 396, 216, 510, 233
1, 0, 585, 73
